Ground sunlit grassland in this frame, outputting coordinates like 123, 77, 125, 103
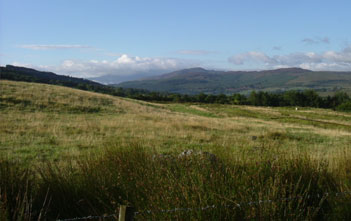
1, 80, 350, 167
1, 80, 351, 219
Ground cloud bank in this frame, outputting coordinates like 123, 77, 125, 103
228, 46, 351, 71
14, 54, 195, 79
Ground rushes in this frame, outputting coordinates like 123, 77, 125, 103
0, 147, 348, 220
0, 159, 34, 220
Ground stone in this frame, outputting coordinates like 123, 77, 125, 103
178, 149, 217, 163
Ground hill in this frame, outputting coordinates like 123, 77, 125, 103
0, 64, 153, 98
0, 65, 103, 88
2, 79, 351, 163
1, 79, 351, 164
2, 80, 351, 219
115, 67, 351, 94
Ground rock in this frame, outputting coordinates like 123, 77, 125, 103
178, 149, 194, 157
178, 149, 217, 163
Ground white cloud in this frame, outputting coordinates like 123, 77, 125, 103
228, 46, 351, 71
13, 54, 195, 78
17, 44, 92, 50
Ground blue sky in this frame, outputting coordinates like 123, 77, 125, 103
1, 0, 351, 80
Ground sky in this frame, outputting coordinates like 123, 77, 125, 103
1, 0, 351, 81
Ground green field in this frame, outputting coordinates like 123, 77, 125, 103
1, 80, 351, 220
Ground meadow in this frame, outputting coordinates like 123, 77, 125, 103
1, 80, 351, 220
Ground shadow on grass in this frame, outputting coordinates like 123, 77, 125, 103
1, 146, 351, 220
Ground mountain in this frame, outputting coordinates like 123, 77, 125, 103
115, 67, 351, 94
89, 69, 167, 84
0, 65, 103, 87
3, 65, 351, 96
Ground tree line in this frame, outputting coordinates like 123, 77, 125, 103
122, 89, 351, 111
78, 82, 351, 112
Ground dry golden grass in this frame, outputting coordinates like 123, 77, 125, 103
1, 80, 351, 171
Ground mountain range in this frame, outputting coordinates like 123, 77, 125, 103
115, 67, 351, 94
2, 65, 351, 95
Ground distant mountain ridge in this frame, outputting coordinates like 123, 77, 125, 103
1, 65, 103, 87
89, 69, 167, 84
115, 67, 351, 94
2, 65, 351, 95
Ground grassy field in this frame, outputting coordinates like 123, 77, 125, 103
1, 80, 351, 220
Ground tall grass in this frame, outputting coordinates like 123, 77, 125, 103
0, 159, 50, 221
1, 146, 350, 220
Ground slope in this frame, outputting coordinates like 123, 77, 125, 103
0, 80, 163, 162
1, 80, 351, 166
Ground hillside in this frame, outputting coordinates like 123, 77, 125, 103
0, 80, 159, 162
0, 65, 103, 87
2, 80, 351, 219
115, 67, 351, 94
1, 79, 351, 163
0, 65, 155, 98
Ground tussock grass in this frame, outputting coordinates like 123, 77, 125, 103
0, 147, 346, 220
